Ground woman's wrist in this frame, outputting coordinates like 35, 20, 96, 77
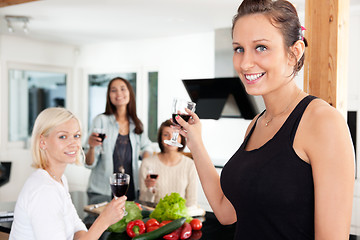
94, 214, 110, 231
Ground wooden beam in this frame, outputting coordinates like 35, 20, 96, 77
0, 0, 38, 8
304, 0, 350, 118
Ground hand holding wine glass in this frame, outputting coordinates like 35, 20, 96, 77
93, 128, 106, 153
110, 173, 130, 216
164, 98, 196, 147
174, 107, 203, 152
145, 168, 158, 203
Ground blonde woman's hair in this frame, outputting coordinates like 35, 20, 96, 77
31, 107, 83, 169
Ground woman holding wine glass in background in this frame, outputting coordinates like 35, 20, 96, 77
175, 0, 355, 239
10, 107, 126, 240
85, 77, 153, 201
139, 120, 198, 208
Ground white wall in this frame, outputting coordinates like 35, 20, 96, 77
348, 11, 360, 235
0, 35, 78, 201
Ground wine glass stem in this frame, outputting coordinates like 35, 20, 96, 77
172, 129, 180, 142
113, 195, 128, 216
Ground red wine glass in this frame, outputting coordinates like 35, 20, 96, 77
109, 173, 130, 215
164, 98, 196, 147
94, 128, 106, 153
147, 168, 158, 203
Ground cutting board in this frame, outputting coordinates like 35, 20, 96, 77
84, 203, 108, 215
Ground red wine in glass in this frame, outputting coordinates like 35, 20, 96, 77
172, 114, 191, 125
109, 173, 130, 215
149, 174, 159, 179
110, 183, 129, 197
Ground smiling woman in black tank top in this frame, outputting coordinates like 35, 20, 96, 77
174, 0, 355, 239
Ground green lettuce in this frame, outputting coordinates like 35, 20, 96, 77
149, 192, 192, 222
107, 201, 143, 233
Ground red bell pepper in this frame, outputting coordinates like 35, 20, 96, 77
180, 222, 192, 239
126, 219, 146, 238
163, 226, 182, 240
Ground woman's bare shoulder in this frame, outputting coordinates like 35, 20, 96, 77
302, 98, 346, 129
300, 97, 351, 160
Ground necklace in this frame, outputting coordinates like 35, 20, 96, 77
264, 89, 302, 127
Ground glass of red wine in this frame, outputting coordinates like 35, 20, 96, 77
147, 168, 158, 203
110, 173, 130, 216
94, 128, 106, 153
164, 98, 196, 147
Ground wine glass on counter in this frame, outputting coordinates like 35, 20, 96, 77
94, 128, 106, 153
110, 173, 130, 215
164, 98, 196, 147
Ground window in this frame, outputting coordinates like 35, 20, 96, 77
88, 73, 136, 128
148, 72, 158, 141
8, 69, 67, 142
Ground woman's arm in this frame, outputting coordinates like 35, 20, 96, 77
177, 111, 236, 225
74, 196, 126, 240
301, 101, 354, 240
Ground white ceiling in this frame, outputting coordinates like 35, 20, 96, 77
2, 0, 353, 46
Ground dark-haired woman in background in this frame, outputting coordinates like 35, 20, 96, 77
139, 120, 197, 207
175, 0, 355, 239
85, 77, 152, 200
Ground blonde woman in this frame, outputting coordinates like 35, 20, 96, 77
10, 107, 126, 240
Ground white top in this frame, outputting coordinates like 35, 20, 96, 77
9, 169, 87, 240
139, 154, 198, 207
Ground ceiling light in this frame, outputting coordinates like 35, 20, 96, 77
5, 15, 30, 34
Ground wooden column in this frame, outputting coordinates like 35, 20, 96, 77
0, 0, 38, 8
304, 0, 349, 118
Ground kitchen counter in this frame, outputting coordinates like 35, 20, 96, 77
1, 191, 359, 240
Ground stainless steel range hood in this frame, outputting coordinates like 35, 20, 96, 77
182, 28, 264, 120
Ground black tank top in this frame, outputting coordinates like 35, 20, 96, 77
221, 95, 316, 240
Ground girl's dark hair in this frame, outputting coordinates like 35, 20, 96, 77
157, 120, 186, 153
232, 0, 308, 76
104, 77, 144, 134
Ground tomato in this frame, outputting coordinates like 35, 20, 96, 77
145, 218, 159, 230
158, 220, 172, 228
190, 219, 202, 230
146, 225, 160, 232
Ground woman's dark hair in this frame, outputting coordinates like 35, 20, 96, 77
104, 77, 144, 134
232, 0, 308, 76
157, 120, 186, 153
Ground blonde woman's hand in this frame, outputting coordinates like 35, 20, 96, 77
99, 196, 127, 226
175, 108, 203, 151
